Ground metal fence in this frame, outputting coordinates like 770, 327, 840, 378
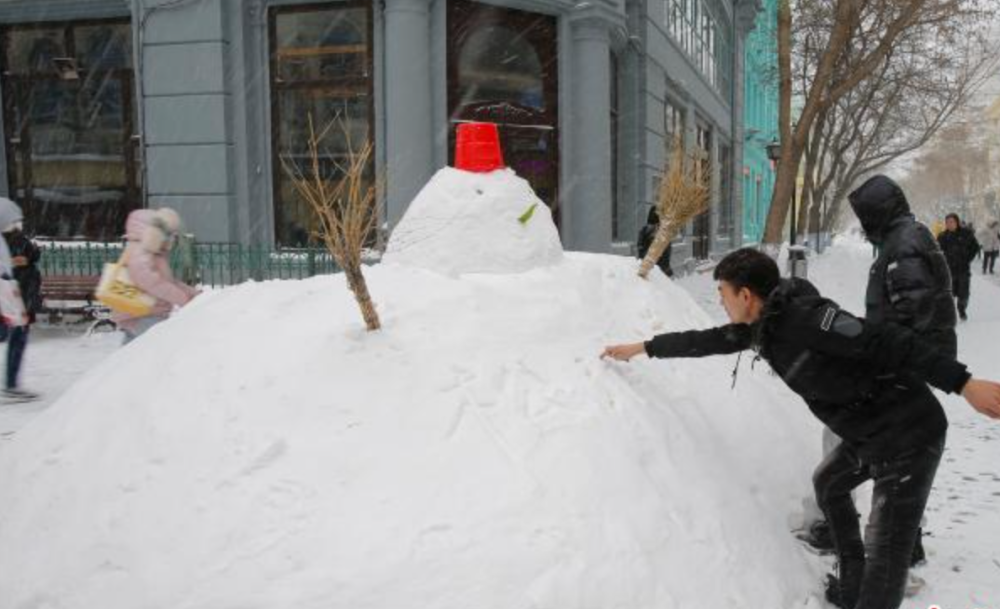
36, 240, 343, 288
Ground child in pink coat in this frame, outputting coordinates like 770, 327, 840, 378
114, 208, 199, 344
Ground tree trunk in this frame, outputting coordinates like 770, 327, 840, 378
344, 266, 381, 332
763, 0, 794, 254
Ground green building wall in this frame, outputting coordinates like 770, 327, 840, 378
741, 0, 778, 245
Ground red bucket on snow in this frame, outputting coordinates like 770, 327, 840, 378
455, 122, 505, 173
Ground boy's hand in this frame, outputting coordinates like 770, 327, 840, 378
601, 343, 646, 362
962, 379, 1000, 419
11, 256, 27, 267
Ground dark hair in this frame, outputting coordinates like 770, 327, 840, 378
713, 248, 780, 299
945, 213, 961, 226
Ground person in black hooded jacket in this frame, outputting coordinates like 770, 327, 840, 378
843, 175, 958, 564
636, 206, 674, 277
937, 213, 980, 320
849, 175, 957, 355
602, 248, 1000, 609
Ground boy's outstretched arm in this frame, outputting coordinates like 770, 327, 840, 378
602, 324, 753, 362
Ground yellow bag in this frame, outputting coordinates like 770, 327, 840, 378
96, 249, 157, 317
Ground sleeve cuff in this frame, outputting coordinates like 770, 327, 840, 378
952, 371, 972, 395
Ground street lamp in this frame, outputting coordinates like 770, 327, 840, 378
765, 138, 807, 278
765, 137, 797, 246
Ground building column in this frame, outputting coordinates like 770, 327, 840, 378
384, 0, 435, 228
708, 120, 720, 251
134, 0, 234, 242
731, 34, 748, 248
565, 14, 614, 253
733, 0, 763, 249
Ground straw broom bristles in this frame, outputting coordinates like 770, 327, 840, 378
280, 114, 381, 331
638, 136, 711, 279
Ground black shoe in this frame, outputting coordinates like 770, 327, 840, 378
959, 311, 968, 321
825, 557, 864, 609
824, 573, 860, 609
910, 528, 927, 567
825, 574, 847, 609
798, 520, 836, 554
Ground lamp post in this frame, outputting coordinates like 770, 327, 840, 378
765, 138, 797, 245
766, 138, 807, 278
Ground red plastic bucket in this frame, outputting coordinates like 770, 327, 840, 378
455, 122, 505, 173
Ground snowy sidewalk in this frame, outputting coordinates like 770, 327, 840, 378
0, 326, 120, 444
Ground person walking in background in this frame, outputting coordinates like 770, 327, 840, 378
0, 198, 40, 402
637, 207, 674, 278
114, 208, 200, 344
2, 220, 42, 401
937, 214, 980, 321
976, 219, 998, 275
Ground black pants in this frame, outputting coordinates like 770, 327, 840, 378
951, 272, 970, 315
813, 438, 943, 609
983, 250, 998, 274
4, 325, 29, 390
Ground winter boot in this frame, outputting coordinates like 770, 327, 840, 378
825, 556, 864, 609
798, 519, 836, 555
1, 388, 40, 403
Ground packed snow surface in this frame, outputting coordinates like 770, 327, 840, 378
383, 167, 564, 276
0, 253, 830, 609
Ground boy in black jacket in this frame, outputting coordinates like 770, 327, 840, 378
602, 248, 1000, 609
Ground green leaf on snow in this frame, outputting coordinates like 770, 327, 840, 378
518, 203, 539, 225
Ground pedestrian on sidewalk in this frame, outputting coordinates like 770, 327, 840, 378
602, 248, 1000, 609
636, 206, 674, 277
937, 214, 980, 321
976, 219, 998, 275
0, 198, 40, 402
114, 208, 200, 344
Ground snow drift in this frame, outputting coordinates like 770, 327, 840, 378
0, 170, 825, 609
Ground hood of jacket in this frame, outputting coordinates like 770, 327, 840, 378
848, 175, 912, 245
0, 197, 23, 233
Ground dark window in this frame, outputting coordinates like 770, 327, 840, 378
1, 20, 139, 240
717, 143, 732, 237
269, 2, 374, 247
665, 0, 732, 98
692, 121, 712, 259
664, 100, 685, 170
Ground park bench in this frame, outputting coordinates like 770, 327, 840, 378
40, 275, 114, 330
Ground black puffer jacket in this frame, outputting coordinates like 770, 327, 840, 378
637, 207, 673, 277
937, 227, 980, 277
644, 278, 967, 462
3, 230, 42, 324
848, 175, 956, 358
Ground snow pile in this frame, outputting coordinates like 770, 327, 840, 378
0, 171, 826, 609
383, 167, 563, 276
0, 258, 825, 609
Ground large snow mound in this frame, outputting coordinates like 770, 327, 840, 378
0, 255, 823, 609
383, 167, 564, 276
